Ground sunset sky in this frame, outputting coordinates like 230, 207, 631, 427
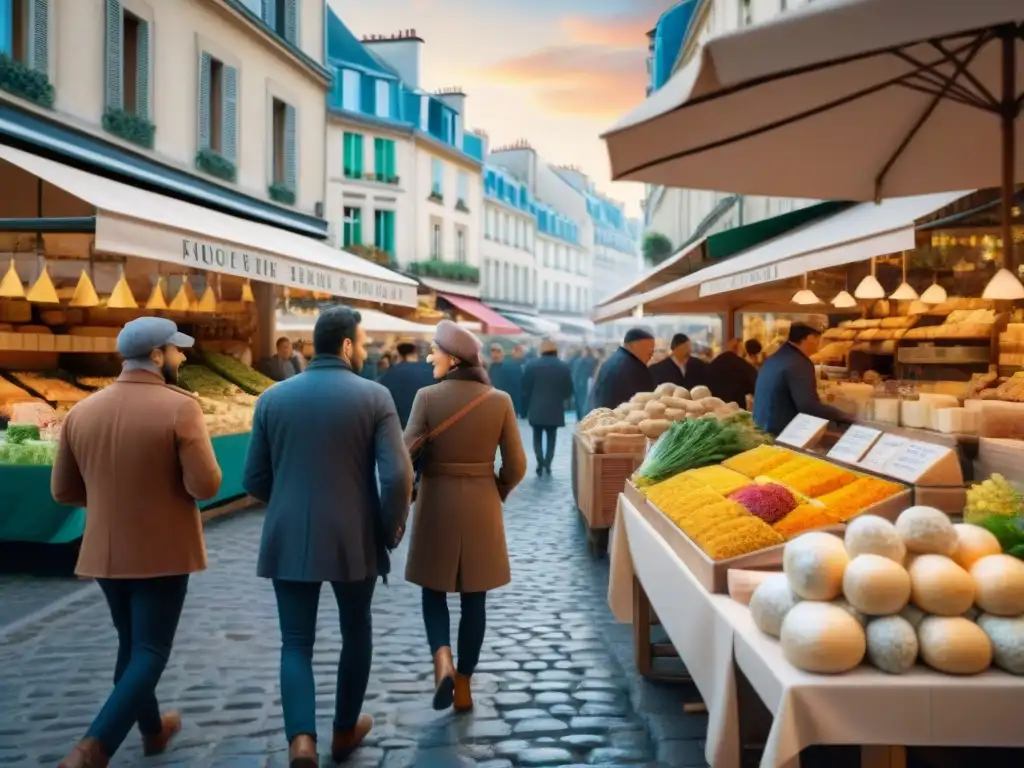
328, 0, 678, 217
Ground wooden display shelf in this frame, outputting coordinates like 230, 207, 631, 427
574, 431, 644, 556
632, 575, 694, 686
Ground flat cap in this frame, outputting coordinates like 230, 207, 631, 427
434, 319, 482, 365
117, 316, 194, 359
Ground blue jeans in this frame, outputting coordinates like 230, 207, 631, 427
273, 578, 376, 742
422, 589, 486, 676
85, 575, 190, 755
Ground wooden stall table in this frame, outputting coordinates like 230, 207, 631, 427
575, 431, 644, 556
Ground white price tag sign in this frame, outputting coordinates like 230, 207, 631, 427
858, 434, 911, 473
776, 414, 829, 449
828, 425, 883, 464
887, 441, 953, 483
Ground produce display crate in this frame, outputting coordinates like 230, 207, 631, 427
575, 431, 645, 550
623, 480, 912, 594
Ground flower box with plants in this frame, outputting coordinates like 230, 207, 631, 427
455, 199, 469, 213
384, 175, 400, 185
102, 107, 155, 149
348, 244, 395, 266
0, 53, 54, 108
268, 182, 296, 205
195, 148, 236, 182
407, 259, 479, 284
363, 172, 378, 181
428, 191, 444, 204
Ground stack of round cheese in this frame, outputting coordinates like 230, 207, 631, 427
748, 506, 1024, 675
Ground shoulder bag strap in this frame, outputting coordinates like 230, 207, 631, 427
411, 388, 492, 455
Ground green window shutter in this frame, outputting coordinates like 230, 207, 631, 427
222, 65, 238, 162
283, 0, 298, 44
197, 52, 211, 149
385, 211, 395, 255
387, 141, 396, 179
354, 134, 363, 176
135, 19, 150, 119
283, 103, 297, 191
104, 0, 122, 109
353, 209, 362, 245
30, 0, 49, 74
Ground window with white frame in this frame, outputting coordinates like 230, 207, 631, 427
341, 69, 361, 111
456, 226, 467, 263
431, 219, 442, 258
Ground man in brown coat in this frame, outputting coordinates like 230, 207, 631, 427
52, 317, 222, 768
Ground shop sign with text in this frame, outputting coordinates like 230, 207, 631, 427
700, 264, 780, 297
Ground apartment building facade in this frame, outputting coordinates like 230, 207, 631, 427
324, 12, 485, 294
642, 0, 815, 260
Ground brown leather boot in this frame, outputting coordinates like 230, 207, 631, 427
142, 711, 182, 756
331, 713, 373, 762
57, 738, 109, 768
288, 733, 318, 767
453, 672, 473, 712
432, 646, 456, 710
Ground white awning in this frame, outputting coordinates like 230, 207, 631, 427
277, 309, 438, 336
610, 191, 970, 320
0, 145, 418, 307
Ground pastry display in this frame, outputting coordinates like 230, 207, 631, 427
6, 372, 89, 404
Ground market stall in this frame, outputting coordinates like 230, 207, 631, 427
0, 143, 417, 554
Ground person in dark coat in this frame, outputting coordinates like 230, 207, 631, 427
522, 339, 575, 476
243, 306, 413, 766
649, 333, 708, 390
707, 339, 759, 409
488, 344, 524, 418
571, 347, 598, 421
379, 342, 435, 429
753, 323, 850, 437
588, 328, 656, 411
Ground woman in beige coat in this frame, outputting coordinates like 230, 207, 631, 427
404, 320, 527, 713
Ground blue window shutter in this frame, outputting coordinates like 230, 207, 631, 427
104, 0, 122, 109
283, 0, 297, 44
262, 0, 276, 30
197, 51, 211, 149
30, 0, 48, 74
136, 19, 150, 119
222, 65, 238, 162
360, 74, 373, 114
284, 103, 297, 191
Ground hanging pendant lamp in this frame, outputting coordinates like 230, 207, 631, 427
0, 258, 24, 298
145, 277, 168, 310
854, 257, 886, 299
26, 263, 60, 304
107, 269, 138, 309
832, 290, 858, 308
241, 279, 255, 303
69, 269, 100, 307
196, 283, 218, 313
982, 268, 1024, 300
791, 273, 822, 305
169, 277, 191, 311
919, 272, 947, 305
889, 252, 918, 300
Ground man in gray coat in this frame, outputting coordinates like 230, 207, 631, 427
243, 305, 412, 767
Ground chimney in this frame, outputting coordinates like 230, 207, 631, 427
474, 127, 490, 157
361, 28, 423, 89
435, 86, 466, 145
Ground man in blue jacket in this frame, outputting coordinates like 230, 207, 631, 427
379, 341, 434, 428
753, 322, 850, 436
243, 306, 413, 767
588, 328, 656, 411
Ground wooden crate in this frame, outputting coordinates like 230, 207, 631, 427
575, 431, 644, 533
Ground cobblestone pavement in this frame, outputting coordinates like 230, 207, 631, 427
0, 421, 708, 767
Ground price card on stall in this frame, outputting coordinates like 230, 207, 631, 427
827, 425, 883, 464
776, 414, 830, 449
858, 433, 911, 473
886, 440, 955, 483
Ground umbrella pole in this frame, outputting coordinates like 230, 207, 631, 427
999, 25, 1017, 273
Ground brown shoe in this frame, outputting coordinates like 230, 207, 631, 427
331, 713, 373, 762
453, 672, 473, 712
432, 646, 456, 710
142, 711, 182, 756
57, 738, 109, 768
288, 733, 318, 767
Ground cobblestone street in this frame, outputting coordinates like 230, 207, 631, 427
0, 423, 708, 767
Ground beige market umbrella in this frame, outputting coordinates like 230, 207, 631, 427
604, 0, 1023, 289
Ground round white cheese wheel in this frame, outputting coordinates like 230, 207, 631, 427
970, 554, 1024, 617
895, 506, 957, 555
909, 555, 975, 616
845, 515, 906, 564
843, 554, 912, 616
780, 601, 866, 674
784, 532, 850, 601
950, 524, 1002, 571
976, 614, 1024, 674
866, 615, 919, 674
918, 616, 992, 675
749, 573, 801, 638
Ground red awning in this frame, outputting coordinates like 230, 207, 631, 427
438, 293, 522, 335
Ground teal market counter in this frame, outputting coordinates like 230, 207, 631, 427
0, 432, 252, 545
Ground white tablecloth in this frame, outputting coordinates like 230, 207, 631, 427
610, 493, 1024, 768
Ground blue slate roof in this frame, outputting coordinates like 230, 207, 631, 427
327, 9, 398, 79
